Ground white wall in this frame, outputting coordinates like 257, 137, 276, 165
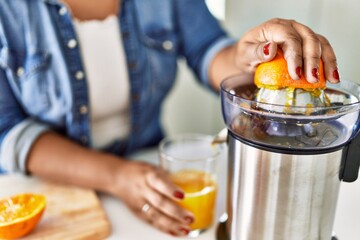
162, 60, 224, 136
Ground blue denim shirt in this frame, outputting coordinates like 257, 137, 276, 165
0, 0, 234, 173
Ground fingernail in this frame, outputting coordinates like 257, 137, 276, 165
312, 68, 319, 80
174, 191, 184, 199
169, 230, 177, 236
184, 216, 194, 224
263, 42, 271, 56
179, 228, 190, 235
333, 69, 340, 81
296, 66, 302, 78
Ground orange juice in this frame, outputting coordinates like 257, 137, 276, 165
170, 170, 217, 230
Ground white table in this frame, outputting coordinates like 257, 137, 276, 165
0, 147, 358, 239
102, 147, 360, 240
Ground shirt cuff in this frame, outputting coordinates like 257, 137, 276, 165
200, 37, 236, 89
0, 119, 50, 173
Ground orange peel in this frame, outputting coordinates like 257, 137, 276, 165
0, 193, 46, 239
254, 49, 326, 90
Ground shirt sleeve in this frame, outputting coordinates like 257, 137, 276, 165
199, 37, 236, 89
0, 120, 50, 173
0, 63, 50, 174
175, 0, 236, 88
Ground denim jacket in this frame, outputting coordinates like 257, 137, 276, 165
0, 0, 234, 173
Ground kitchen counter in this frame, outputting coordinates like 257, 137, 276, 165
103, 147, 360, 240
1, 147, 359, 239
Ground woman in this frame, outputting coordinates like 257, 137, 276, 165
0, 0, 339, 237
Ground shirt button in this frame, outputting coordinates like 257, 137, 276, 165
122, 31, 130, 39
132, 94, 140, 101
79, 105, 88, 114
81, 136, 88, 144
129, 62, 137, 70
67, 39, 77, 49
133, 125, 140, 132
162, 40, 173, 51
17, 67, 24, 77
59, 6, 68, 16
75, 71, 85, 80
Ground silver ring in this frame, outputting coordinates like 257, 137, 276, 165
141, 203, 151, 214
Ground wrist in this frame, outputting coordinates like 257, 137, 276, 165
209, 44, 239, 89
102, 154, 128, 197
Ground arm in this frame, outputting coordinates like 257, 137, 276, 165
27, 132, 195, 236
208, 44, 239, 91
174, 0, 235, 90
0, 48, 193, 238
27, 131, 120, 193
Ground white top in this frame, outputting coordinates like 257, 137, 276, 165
73, 15, 131, 149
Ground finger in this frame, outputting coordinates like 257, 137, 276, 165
282, 41, 304, 81
234, 40, 278, 74
146, 169, 185, 201
138, 202, 191, 237
317, 34, 340, 83
262, 19, 304, 80
291, 21, 322, 83
143, 187, 194, 224
255, 41, 278, 63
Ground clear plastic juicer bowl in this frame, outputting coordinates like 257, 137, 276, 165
221, 76, 360, 152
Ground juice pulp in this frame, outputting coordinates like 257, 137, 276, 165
170, 170, 217, 230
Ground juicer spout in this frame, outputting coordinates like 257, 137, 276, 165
212, 128, 228, 145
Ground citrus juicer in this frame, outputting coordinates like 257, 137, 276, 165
216, 75, 360, 240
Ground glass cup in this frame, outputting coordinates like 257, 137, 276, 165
159, 133, 221, 237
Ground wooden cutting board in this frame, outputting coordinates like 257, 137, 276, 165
0, 174, 111, 240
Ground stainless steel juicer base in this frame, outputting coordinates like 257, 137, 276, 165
215, 221, 339, 240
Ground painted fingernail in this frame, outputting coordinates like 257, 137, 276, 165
174, 191, 184, 199
263, 42, 271, 56
179, 228, 190, 235
296, 66, 302, 78
169, 230, 177, 236
333, 69, 340, 81
184, 216, 194, 224
312, 68, 319, 80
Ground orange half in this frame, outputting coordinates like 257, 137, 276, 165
254, 49, 326, 90
0, 193, 46, 239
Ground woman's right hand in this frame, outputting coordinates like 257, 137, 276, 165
233, 18, 339, 83
209, 18, 340, 89
109, 160, 195, 237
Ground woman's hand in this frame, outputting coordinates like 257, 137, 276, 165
210, 18, 340, 88
109, 161, 195, 237
236, 18, 339, 83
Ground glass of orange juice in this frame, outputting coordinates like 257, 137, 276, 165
159, 134, 221, 237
